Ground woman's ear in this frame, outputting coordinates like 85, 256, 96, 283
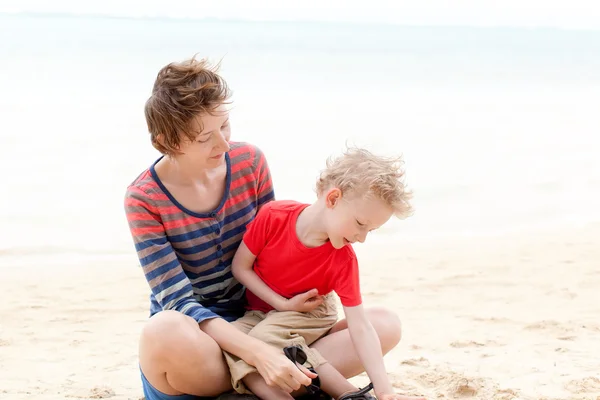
156, 133, 183, 155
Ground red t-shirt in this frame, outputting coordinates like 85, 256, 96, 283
242, 200, 362, 312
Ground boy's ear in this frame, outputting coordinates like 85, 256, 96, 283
325, 188, 342, 209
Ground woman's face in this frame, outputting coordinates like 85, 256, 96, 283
176, 104, 231, 168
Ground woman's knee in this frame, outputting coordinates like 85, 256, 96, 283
367, 307, 403, 352
140, 310, 220, 365
140, 311, 231, 395
142, 311, 193, 344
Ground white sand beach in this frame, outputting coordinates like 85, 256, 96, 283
2, 222, 599, 400
2, 11, 600, 400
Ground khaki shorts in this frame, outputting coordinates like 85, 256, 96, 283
224, 294, 338, 394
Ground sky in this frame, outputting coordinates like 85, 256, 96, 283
1, 0, 600, 30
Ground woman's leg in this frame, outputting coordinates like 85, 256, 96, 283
138, 307, 403, 397
139, 310, 233, 397
310, 307, 403, 379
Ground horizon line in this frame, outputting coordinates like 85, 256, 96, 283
2, 10, 600, 32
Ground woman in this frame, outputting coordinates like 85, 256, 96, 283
124, 56, 405, 400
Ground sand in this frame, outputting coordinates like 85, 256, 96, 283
1, 222, 599, 400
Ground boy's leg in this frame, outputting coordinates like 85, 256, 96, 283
303, 297, 360, 398
312, 362, 358, 398
223, 311, 266, 395
311, 306, 423, 400
243, 372, 294, 400
248, 295, 356, 398
229, 312, 295, 399
310, 307, 402, 379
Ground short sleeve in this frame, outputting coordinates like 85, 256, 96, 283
242, 202, 273, 256
253, 146, 275, 209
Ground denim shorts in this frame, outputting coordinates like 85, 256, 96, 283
141, 368, 204, 400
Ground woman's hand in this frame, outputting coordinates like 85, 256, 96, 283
278, 289, 324, 312
251, 343, 317, 393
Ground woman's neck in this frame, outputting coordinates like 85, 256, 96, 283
156, 155, 222, 187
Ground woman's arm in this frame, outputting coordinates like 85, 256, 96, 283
125, 186, 218, 322
343, 304, 395, 398
201, 317, 315, 391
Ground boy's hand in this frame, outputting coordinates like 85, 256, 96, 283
279, 289, 324, 312
377, 393, 426, 400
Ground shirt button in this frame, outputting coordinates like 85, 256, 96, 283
210, 212, 216, 218
214, 228, 221, 235
216, 244, 222, 251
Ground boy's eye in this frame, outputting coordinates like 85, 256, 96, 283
356, 219, 365, 226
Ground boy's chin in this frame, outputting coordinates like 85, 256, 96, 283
330, 238, 347, 249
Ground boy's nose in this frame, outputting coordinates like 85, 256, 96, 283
356, 231, 367, 243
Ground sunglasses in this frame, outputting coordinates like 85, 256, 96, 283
283, 345, 322, 396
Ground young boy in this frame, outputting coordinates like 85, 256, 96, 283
226, 147, 423, 400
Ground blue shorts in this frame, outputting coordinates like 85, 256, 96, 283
141, 368, 209, 400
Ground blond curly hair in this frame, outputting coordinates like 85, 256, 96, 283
316, 147, 413, 219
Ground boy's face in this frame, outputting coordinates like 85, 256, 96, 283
324, 189, 393, 249
176, 104, 231, 168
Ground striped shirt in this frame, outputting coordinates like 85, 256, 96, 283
124, 142, 275, 323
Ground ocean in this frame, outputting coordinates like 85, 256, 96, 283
1, 13, 599, 261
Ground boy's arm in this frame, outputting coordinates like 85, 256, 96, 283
343, 304, 395, 398
232, 242, 321, 312
232, 241, 287, 310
